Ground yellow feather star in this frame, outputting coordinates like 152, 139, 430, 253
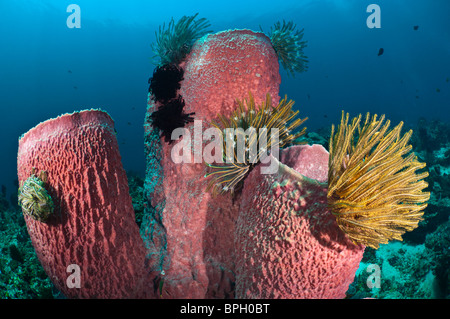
327, 111, 430, 249
205, 92, 307, 196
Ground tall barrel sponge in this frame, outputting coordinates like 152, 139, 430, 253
143, 29, 281, 298
17, 110, 148, 298
235, 145, 365, 298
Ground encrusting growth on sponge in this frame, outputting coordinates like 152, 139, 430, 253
18, 168, 54, 222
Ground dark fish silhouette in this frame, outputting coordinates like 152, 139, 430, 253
446, 77, 449, 83
68, 70, 72, 74
307, 94, 310, 100
436, 88, 441, 93
413, 25, 419, 30
73, 86, 77, 90
127, 122, 132, 125
415, 96, 420, 99
378, 48, 384, 56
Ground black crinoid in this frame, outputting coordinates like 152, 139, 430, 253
148, 63, 184, 103
148, 14, 209, 144
150, 95, 195, 144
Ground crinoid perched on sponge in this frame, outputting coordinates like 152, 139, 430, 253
18, 168, 54, 222
148, 63, 184, 103
152, 13, 212, 65
262, 20, 308, 76
205, 92, 307, 196
150, 95, 195, 144
327, 111, 430, 249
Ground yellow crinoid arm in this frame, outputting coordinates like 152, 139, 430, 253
205, 92, 308, 196
327, 111, 430, 249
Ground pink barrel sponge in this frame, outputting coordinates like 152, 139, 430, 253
181, 29, 281, 120
17, 110, 148, 298
143, 29, 281, 298
235, 144, 365, 298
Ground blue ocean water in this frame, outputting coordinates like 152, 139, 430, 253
0, 0, 449, 299
0, 0, 450, 199
1, 0, 449, 198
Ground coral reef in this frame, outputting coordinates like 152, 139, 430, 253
349, 242, 434, 298
126, 172, 146, 227
309, 117, 449, 299
0, 185, 9, 212
425, 220, 450, 298
0, 194, 53, 299
10, 16, 444, 300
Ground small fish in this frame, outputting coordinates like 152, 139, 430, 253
73, 86, 77, 90
413, 25, 419, 30
324, 114, 328, 118
436, 88, 441, 93
446, 77, 449, 83
307, 94, 310, 100
131, 107, 135, 110
68, 70, 72, 74
378, 48, 384, 56
127, 122, 131, 125
415, 96, 420, 99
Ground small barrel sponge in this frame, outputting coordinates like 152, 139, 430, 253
143, 29, 281, 298
17, 110, 148, 298
235, 144, 365, 298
